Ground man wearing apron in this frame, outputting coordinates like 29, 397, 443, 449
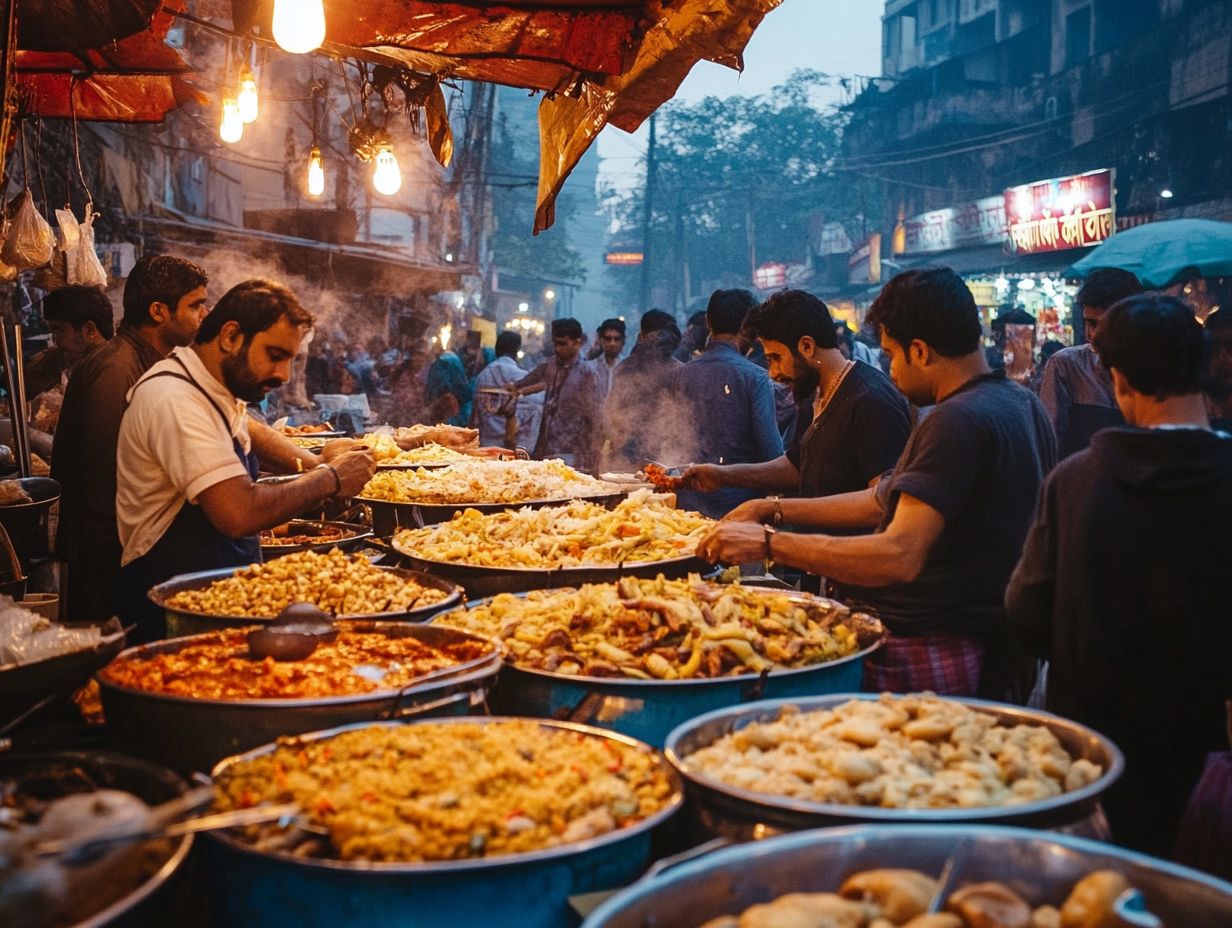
115, 279, 376, 641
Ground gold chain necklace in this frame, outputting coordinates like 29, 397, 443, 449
813, 360, 855, 421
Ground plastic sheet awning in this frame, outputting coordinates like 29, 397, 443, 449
13, 0, 203, 123
298, 0, 784, 231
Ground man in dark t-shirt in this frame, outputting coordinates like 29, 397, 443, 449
698, 268, 1056, 696
681, 289, 910, 515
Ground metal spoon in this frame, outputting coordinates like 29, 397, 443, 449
35, 802, 301, 864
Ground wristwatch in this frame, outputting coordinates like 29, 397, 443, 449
762, 524, 778, 567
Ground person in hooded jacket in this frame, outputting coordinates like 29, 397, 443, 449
1006, 294, 1232, 859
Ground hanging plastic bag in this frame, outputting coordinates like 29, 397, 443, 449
1, 190, 55, 270
73, 204, 108, 288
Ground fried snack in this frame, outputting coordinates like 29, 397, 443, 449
212, 721, 675, 862
361, 458, 611, 504
697, 870, 1143, 928
393, 423, 479, 450
643, 463, 683, 491
282, 422, 334, 435
438, 574, 872, 680
368, 440, 473, 467
164, 549, 449, 617
393, 490, 712, 568
100, 624, 493, 700
682, 693, 1105, 810
0, 480, 32, 505
260, 524, 356, 547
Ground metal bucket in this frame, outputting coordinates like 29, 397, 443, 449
0, 749, 194, 928
444, 591, 886, 747
148, 564, 463, 638
97, 622, 501, 776
203, 717, 684, 928
359, 490, 627, 533
664, 694, 1125, 838
581, 824, 1232, 928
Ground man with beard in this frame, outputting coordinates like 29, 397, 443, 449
114, 279, 376, 640
681, 290, 910, 541
54, 257, 209, 624
698, 270, 1056, 697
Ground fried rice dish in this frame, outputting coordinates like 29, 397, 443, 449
360, 458, 612, 504
213, 721, 677, 862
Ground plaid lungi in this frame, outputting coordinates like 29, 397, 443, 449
862, 634, 984, 696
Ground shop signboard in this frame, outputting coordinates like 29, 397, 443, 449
605, 251, 644, 265
816, 222, 853, 256
1004, 168, 1115, 255
899, 196, 1006, 255
754, 262, 788, 290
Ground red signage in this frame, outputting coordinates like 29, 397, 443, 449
605, 251, 644, 266
753, 262, 788, 290
1004, 169, 1115, 255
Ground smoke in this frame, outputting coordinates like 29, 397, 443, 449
603, 343, 700, 472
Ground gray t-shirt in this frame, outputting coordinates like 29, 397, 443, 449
844, 371, 1058, 638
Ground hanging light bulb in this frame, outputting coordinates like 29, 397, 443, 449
307, 145, 325, 197
219, 98, 243, 144
273, 0, 326, 54
237, 66, 259, 124
372, 143, 401, 196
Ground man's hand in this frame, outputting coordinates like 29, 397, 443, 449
680, 463, 727, 492
328, 449, 377, 497
321, 438, 361, 463
722, 497, 773, 524
696, 522, 767, 564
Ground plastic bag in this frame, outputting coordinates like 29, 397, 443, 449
1, 190, 55, 270
55, 203, 107, 288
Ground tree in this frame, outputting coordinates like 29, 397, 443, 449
606, 70, 874, 309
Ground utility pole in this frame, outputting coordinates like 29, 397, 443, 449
746, 189, 758, 285
639, 112, 657, 313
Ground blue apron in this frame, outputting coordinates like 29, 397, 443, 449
117, 358, 261, 642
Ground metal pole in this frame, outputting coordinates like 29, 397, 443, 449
639, 113, 657, 313
11, 325, 29, 478
0, 0, 18, 175
0, 326, 28, 478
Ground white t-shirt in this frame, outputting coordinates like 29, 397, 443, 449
116, 347, 252, 565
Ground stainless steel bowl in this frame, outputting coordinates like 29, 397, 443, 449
434, 590, 885, 747
259, 519, 373, 558
582, 824, 1232, 928
148, 565, 463, 638
202, 717, 684, 928
665, 694, 1125, 836
97, 621, 502, 775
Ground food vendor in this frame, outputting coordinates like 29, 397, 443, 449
698, 269, 1057, 698
114, 279, 376, 641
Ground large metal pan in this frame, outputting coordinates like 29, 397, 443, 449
666, 694, 1124, 837
0, 749, 195, 928
258, 519, 373, 559
582, 824, 1232, 928
0, 476, 59, 565
358, 488, 628, 533
148, 565, 463, 638
434, 590, 886, 747
202, 717, 684, 928
0, 625, 125, 729
97, 622, 501, 776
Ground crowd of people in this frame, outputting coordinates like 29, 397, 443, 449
19, 253, 1231, 872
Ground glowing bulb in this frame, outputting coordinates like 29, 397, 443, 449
372, 145, 401, 196
544, 289, 556, 300
272, 0, 326, 54
439, 324, 452, 351
307, 146, 325, 197
518, 302, 529, 313
237, 69, 259, 123
1160, 188, 1174, 199
219, 98, 243, 144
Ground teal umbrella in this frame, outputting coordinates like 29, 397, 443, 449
1067, 219, 1232, 288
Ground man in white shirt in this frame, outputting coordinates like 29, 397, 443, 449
589, 317, 626, 400
115, 279, 376, 640
472, 330, 528, 447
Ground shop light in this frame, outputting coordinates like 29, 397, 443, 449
1160, 188, 1175, 199
1018, 277, 1036, 291
273, 0, 326, 54
544, 288, 556, 300
445, 252, 454, 262
219, 98, 243, 144
518, 302, 530, 313
517, 350, 525, 360
237, 66, 259, 123
372, 143, 402, 196
440, 324, 453, 351
306, 146, 325, 197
